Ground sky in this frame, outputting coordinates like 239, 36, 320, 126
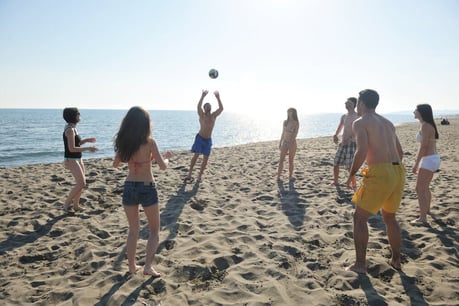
1, 0, 458, 115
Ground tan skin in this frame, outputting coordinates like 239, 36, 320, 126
113, 138, 171, 276
186, 90, 223, 181
333, 100, 359, 187
345, 100, 404, 274
63, 114, 97, 211
277, 109, 299, 180
412, 110, 438, 223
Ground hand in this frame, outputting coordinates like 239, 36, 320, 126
345, 177, 354, 189
412, 166, 418, 174
86, 137, 96, 143
88, 146, 98, 153
333, 135, 338, 144
201, 90, 209, 97
214, 90, 220, 99
163, 151, 172, 159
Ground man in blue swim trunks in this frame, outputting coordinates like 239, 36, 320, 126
186, 89, 224, 182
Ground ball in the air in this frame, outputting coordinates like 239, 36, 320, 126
209, 68, 219, 79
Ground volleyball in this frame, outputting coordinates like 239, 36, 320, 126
208, 68, 219, 79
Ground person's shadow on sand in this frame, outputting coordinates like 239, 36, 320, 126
155, 180, 200, 253
356, 274, 387, 305
277, 179, 305, 228
0, 214, 67, 257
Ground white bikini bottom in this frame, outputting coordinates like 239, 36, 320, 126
419, 154, 440, 172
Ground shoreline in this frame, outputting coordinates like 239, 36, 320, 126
1, 119, 458, 305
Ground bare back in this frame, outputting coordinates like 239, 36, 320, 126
354, 113, 402, 165
114, 138, 168, 182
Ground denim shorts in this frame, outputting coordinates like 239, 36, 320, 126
122, 181, 158, 207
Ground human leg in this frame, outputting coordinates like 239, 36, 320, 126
278, 149, 288, 179
288, 144, 297, 179
64, 160, 86, 210
187, 153, 200, 180
143, 204, 161, 277
333, 166, 340, 185
414, 169, 434, 222
347, 206, 370, 273
198, 155, 209, 180
124, 205, 141, 274
382, 209, 402, 270
72, 160, 86, 210
333, 143, 345, 185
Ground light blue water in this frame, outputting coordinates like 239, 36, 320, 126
0, 109, 417, 168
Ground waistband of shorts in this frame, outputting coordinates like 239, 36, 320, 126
368, 161, 404, 168
64, 157, 81, 161
124, 181, 156, 186
421, 153, 440, 158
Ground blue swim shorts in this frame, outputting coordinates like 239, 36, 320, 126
122, 181, 158, 207
191, 134, 212, 156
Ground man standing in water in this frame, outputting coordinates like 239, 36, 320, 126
345, 89, 405, 273
185, 89, 224, 182
332, 97, 359, 187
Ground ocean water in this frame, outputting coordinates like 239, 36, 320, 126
0, 109, 417, 168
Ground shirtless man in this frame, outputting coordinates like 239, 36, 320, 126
333, 97, 359, 187
345, 89, 405, 274
185, 90, 224, 182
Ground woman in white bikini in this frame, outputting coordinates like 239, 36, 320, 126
277, 108, 299, 181
113, 106, 172, 276
412, 104, 440, 224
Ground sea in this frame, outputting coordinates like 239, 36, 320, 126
0, 108, 419, 168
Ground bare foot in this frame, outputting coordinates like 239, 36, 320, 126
73, 205, 85, 212
389, 259, 402, 271
345, 263, 367, 274
129, 265, 142, 275
410, 218, 428, 226
143, 266, 161, 277
63, 200, 73, 213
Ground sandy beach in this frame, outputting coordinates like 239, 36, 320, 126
1, 118, 458, 306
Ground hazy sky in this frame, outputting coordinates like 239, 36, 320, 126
1, 0, 458, 115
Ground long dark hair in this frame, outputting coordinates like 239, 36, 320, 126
284, 108, 298, 126
114, 106, 152, 162
416, 104, 439, 139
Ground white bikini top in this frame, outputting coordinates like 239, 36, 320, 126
416, 131, 422, 142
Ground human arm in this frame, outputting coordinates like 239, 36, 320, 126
197, 90, 209, 116
212, 90, 224, 117
113, 153, 121, 168
65, 128, 97, 153
346, 120, 367, 188
333, 115, 345, 144
81, 137, 96, 145
279, 121, 286, 149
395, 135, 403, 162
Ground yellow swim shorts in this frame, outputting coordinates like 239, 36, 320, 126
352, 162, 406, 214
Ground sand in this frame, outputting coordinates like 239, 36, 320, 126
1, 117, 458, 305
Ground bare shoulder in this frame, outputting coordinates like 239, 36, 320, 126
64, 126, 74, 136
148, 137, 158, 147
421, 122, 435, 134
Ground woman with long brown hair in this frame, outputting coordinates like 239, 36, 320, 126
412, 104, 440, 225
277, 108, 299, 181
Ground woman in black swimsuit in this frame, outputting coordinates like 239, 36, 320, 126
62, 107, 97, 212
